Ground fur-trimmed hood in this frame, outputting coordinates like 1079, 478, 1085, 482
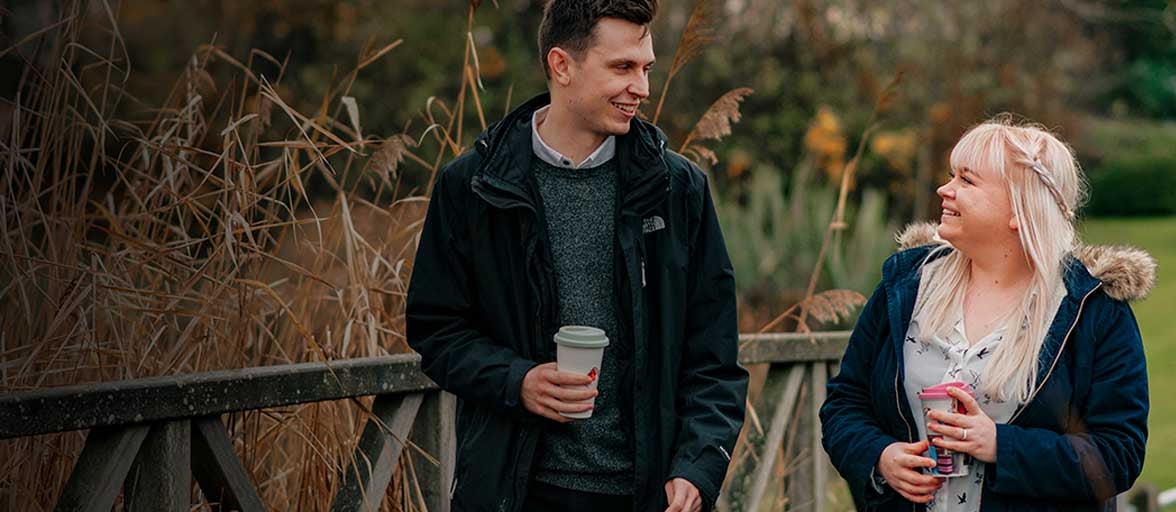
895, 222, 1157, 302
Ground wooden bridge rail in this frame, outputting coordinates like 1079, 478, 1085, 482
37, 331, 1168, 511
8, 331, 1158, 511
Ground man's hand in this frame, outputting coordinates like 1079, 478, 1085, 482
664, 478, 701, 512
521, 362, 596, 423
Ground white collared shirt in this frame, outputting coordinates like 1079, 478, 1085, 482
531, 105, 616, 169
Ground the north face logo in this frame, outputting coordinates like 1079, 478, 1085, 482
642, 216, 665, 234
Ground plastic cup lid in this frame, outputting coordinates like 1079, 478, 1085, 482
918, 381, 973, 400
553, 325, 609, 349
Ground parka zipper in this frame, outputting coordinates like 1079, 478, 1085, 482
1008, 282, 1102, 424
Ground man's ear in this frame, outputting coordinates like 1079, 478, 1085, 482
547, 47, 574, 86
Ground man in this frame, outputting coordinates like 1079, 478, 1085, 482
406, 1, 747, 510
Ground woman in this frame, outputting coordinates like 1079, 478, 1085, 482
820, 117, 1153, 511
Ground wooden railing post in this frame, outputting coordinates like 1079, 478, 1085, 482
786, 364, 815, 511
331, 392, 424, 512
410, 390, 456, 512
124, 420, 191, 512
191, 416, 265, 512
55, 425, 150, 512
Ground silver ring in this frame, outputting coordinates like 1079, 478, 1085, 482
961, 428, 968, 441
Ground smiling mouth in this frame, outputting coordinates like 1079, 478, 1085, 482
942, 208, 961, 217
611, 102, 637, 115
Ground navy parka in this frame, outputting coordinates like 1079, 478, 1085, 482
821, 241, 1149, 511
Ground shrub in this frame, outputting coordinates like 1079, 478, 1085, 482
1086, 155, 1176, 216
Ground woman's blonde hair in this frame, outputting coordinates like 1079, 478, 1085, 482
914, 115, 1088, 402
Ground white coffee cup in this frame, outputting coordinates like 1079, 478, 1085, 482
553, 325, 609, 419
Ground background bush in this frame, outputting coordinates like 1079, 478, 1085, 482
1086, 155, 1176, 216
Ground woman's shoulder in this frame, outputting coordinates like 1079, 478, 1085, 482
882, 222, 950, 280
1069, 245, 1157, 303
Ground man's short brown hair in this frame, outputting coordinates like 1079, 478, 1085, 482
537, 0, 658, 79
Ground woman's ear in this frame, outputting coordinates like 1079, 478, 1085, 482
1008, 215, 1019, 232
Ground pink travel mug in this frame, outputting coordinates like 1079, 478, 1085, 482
917, 381, 973, 477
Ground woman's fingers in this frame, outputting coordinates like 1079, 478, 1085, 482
928, 409, 971, 427
949, 387, 983, 415
896, 489, 935, 504
928, 422, 967, 440
932, 436, 968, 453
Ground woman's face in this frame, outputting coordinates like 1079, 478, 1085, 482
936, 165, 1016, 250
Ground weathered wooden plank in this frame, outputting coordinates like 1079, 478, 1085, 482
330, 392, 425, 512
744, 364, 806, 510
0, 354, 436, 439
737, 332, 850, 365
54, 424, 150, 512
125, 420, 191, 512
787, 365, 815, 511
810, 363, 830, 512
409, 391, 456, 512
191, 416, 266, 512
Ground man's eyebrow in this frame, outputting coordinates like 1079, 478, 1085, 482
605, 58, 656, 67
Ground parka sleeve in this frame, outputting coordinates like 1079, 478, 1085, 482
406, 166, 538, 413
819, 282, 904, 507
665, 172, 749, 511
986, 298, 1148, 501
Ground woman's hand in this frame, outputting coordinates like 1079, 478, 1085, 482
927, 386, 998, 463
876, 440, 941, 503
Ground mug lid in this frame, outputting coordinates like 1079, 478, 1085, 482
918, 381, 972, 400
553, 325, 609, 349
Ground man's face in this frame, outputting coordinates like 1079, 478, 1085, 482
560, 17, 655, 137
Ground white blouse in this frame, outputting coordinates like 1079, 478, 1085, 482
902, 315, 1020, 512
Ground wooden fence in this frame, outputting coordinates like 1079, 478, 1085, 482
1, 332, 1165, 511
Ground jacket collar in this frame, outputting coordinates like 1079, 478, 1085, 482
470, 92, 671, 218
882, 222, 1155, 408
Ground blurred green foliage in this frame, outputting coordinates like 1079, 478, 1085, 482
1087, 155, 1176, 216
1081, 118, 1176, 216
5, 0, 1170, 299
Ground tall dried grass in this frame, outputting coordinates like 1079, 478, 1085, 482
0, 1, 467, 509
0, 0, 879, 509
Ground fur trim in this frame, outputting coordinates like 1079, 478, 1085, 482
895, 222, 941, 250
1072, 245, 1157, 302
894, 223, 1157, 302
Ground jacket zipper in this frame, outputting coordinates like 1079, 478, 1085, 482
894, 367, 914, 442
1008, 282, 1102, 424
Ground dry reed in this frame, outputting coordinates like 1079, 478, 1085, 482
0, 0, 470, 509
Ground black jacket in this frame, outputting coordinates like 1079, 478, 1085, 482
406, 93, 748, 512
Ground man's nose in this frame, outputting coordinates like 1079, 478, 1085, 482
629, 73, 650, 99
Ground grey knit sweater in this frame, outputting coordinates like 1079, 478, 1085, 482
530, 157, 634, 495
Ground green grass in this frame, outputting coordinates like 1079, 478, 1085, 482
1080, 216, 1176, 493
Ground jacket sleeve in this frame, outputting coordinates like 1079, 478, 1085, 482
819, 282, 903, 508
406, 166, 538, 412
665, 174, 749, 510
987, 298, 1148, 501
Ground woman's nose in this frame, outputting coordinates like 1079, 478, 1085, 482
937, 182, 954, 198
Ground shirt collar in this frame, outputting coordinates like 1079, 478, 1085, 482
531, 105, 616, 169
